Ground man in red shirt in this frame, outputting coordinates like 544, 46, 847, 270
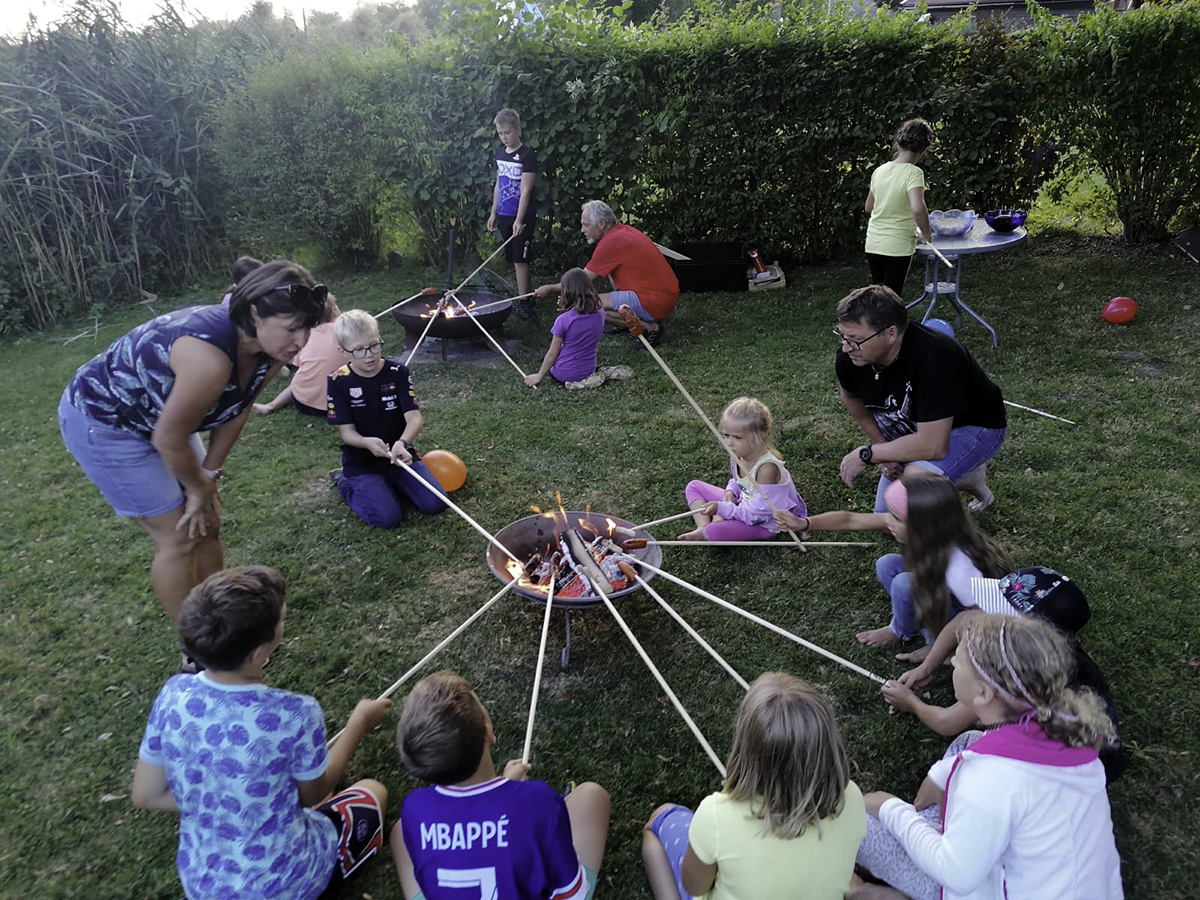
535, 200, 678, 346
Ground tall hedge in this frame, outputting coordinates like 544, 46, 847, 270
1035, 1, 1200, 243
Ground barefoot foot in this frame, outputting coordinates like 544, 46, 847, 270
956, 464, 994, 511
856, 626, 901, 647
677, 528, 707, 542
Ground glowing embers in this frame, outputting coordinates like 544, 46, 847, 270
487, 505, 661, 609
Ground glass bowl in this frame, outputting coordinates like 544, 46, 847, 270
929, 209, 976, 237
983, 209, 1027, 233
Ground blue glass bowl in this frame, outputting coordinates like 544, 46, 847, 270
929, 209, 976, 237
983, 209, 1027, 233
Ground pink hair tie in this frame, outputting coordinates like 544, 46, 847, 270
884, 480, 908, 521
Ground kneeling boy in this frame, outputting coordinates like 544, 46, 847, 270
132, 566, 393, 899
391, 671, 611, 899
326, 309, 449, 528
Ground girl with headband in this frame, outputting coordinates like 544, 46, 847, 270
849, 614, 1123, 900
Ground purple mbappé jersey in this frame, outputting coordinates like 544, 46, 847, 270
400, 777, 587, 900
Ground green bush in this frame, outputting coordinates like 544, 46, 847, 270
211, 44, 391, 269
1036, 1, 1200, 243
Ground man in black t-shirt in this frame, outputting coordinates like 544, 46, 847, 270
833, 285, 1006, 513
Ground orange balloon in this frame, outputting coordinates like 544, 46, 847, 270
422, 449, 467, 492
1102, 297, 1137, 324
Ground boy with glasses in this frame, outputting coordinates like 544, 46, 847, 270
326, 310, 448, 528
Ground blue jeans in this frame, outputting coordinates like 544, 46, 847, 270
876, 553, 970, 641
340, 459, 448, 529
873, 425, 1006, 513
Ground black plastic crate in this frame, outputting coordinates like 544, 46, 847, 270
668, 242, 747, 293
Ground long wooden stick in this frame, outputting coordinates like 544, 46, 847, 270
633, 539, 873, 549
403, 296, 446, 366
630, 510, 703, 531
586, 572, 726, 776
620, 562, 749, 691
617, 550, 887, 685
1004, 400, 1077, 425
394, 460, 521, 563
522, 575, 558, 764
448, 294, 534, 385
375, 287, 440, 320
445, 232, 517, 302
327, 579, 517, 746
917, 231, 955, 267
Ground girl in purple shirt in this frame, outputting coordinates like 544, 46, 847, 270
526, 268, 628, 389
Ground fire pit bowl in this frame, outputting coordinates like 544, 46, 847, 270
487, 511, 663, 609
392, 289, 512, 349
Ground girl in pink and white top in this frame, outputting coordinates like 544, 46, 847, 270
850, 614, 1123, 900
679, 397, 806, 542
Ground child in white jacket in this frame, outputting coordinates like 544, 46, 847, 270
850, 614, 1123, 900
679, 397, 806, 542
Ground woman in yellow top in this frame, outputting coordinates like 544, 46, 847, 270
865, 119, 935, 299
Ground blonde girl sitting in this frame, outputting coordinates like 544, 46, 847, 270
679, 397, 806, 541
641, 672, 866, 899
851, 614, 1123, 900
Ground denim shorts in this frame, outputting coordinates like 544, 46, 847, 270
59, 390, 202, 519
609, 289, 656, 322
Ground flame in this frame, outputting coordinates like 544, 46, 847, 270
506, 559, 524, 582
605, 517, 617, 536
530, 505, 542, 514
443, 305, 458, 319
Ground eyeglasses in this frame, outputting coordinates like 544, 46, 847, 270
273, 283, 329, 306
833, 325, 888, 351
343, 340, 383, 359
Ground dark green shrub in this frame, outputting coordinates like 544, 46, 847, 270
211, 44, 390, 269
1036, 1, 1200, 243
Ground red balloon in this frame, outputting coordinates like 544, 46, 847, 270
1102, 297, 1138, 324
422, 449, 467, 492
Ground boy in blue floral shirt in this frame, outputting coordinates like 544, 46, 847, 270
132, 566, 392, 899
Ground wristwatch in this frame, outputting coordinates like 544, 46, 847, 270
858, 445, 873, 464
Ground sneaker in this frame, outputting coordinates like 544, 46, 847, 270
603, 324, 629, 335
329, 468, 345, 487
513, 298, 536, 319
645, 321, 667, 348
564, 372, 607, 390
597, 364, 634, 382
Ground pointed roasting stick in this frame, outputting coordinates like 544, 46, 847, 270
459, 292, 536, 316
614, 549, 887, 685
630, 510, 705, 531
582, 571, 726, 776
618, 561, 750, 691
394, 459, 522, 564
443, 231, 518, 306
522, 574, 558, 764
403, 295, 448, 366
375, 287, 442, 320
1003, 400, 1077, 425
622, 539, 873, 549
448, 294, 535, 386
328, 579, 518, 746
917, 230, 955, 268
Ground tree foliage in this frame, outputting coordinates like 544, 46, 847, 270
1034, 0, 1200, 242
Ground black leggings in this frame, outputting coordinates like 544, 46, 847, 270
866, 252, 914, 300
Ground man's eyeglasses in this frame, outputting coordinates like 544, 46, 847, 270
343, 340, 384, 360
833, 325, 887, 351
273, 282, 329, 306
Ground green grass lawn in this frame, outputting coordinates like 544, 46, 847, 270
1, 232, 1197, 898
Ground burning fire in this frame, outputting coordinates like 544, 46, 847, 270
506, 502, 630, 599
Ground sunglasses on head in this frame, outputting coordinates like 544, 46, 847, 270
272, 282, 329, 306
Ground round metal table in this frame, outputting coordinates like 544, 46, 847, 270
909, 220, 1027, 348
